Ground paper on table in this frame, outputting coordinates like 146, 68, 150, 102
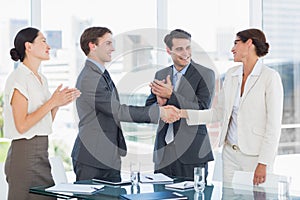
45, 183, 104, 194
165, 181, 194, 190
140, 173, 173, 183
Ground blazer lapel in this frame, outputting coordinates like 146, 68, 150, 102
176, 63, 195, 92
168, 66, 174, 83
240, 61, 263, 104
240, 75, 259, 104
229, 75, 239, 109
86, 59, 119, 99
86, 59, 103, 75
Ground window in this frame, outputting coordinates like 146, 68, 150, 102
40, 0, 158, 172
263, 0, 300, 154
0, 0, 30, 91
1, 0, 299, 177
0, 0, 30, 143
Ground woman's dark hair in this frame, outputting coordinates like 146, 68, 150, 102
10, 27, 40, 62
237, 28, 269, 57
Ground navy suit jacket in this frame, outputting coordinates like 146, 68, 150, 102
72, 60, 159, 170
146, 60, 215, 165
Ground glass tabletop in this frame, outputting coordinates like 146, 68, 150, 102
30, 177, 214, 200
30, 178, 300, 200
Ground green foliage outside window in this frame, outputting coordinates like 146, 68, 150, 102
49, 139, 73, 171
0, 93, 11, 163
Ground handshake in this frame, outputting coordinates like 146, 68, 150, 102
160, 105, 182, 123
149, 75, 188, 123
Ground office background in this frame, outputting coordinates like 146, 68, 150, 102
0, 0, 299, 198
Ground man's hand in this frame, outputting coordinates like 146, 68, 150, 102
160, 105, 180, 123
150, 75, 173, 99
157, 96, 167, 106
253, 163, 267, 185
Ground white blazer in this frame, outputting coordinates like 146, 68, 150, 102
186, 60, 283, 166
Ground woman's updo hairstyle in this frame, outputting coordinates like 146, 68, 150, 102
237, 28, 269, 57
10, 27, 39, 62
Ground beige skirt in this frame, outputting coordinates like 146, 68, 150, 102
4, 136, 56, 200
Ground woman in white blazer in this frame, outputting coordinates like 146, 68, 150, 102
178, 28, 284, 185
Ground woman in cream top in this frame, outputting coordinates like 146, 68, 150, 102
4, 27, 80, 200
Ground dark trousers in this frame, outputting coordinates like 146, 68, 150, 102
72, 159, 121, 182
154, 142, 208, 182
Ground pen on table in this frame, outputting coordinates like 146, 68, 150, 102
91, 186, 102, 191
173, 192, 184, 197
145, 176, 153, 180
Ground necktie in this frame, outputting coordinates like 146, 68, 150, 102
103, 70, 120, 101
103, 70, 115, 91
165, 72, 183, 144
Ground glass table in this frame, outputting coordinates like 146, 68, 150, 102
30, 177, 300, 200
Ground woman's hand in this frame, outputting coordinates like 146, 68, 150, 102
50, 84, 81, 108
253, 163, 267, 185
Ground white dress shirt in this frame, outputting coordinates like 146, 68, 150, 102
226, 68, 242, 146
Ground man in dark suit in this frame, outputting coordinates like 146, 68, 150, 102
146, 29, 215, 180
71, 27, 178, 181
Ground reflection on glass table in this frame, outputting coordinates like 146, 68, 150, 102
29, 176, 300, 200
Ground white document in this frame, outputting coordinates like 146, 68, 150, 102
45, 183, 104, 194
140, 173, 173, 183
165, 181, 194, 190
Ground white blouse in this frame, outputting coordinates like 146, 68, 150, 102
4, 63, 52, 140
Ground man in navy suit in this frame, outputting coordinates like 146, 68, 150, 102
146, 29, 215, 180
71, 27, 178, 181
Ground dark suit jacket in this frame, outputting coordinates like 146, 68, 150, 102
146, 60, 215, 165
72, 60, 159, 170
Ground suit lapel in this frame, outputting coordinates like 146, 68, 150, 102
240, 61, 263, 104
229, 75, 239, 110
86, 59, 119, 99
168, 66, 174, 82
240, 75, 259, 104
86, 59, 103, 75
176, 63, 195, 92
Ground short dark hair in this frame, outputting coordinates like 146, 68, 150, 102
80, 27, 112, 56
10, 27, 40, 62
164, 29, 191, 49
237, 28, 269, 57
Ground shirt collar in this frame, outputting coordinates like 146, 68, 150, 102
18, 62, 38, 76
232, 59, 263, 77
87, 58, 106, 73
172, 63, 190, 77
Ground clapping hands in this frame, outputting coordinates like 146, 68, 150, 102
150, 75, 173, 100
50, 84, 81, 108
